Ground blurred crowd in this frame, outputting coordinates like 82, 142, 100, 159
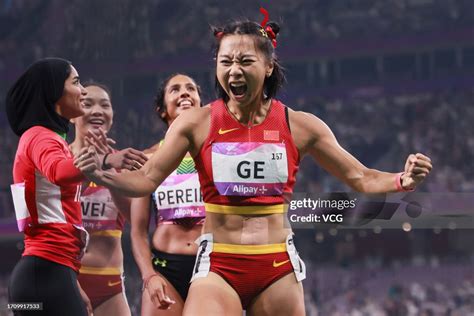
303, 258, 474, 315
2, 0, 474, 65
292, 89, 474, 193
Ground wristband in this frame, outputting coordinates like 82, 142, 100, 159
396, 172, 414, 192
102, 153, 111, 170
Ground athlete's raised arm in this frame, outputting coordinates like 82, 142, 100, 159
289, 110, 432, 193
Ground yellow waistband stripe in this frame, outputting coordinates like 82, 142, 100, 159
90, 230, 122, 238
79, 266, 122, 275
213, 243, 287, 255
205, 203, 287, 215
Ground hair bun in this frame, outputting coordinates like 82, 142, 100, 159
266, 22, 280, 36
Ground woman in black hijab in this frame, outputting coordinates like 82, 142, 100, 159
6, 58, 82, 136
6, 58, 93, 316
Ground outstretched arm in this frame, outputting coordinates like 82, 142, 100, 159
290, 111, 432, 193
74, 109, 197, 197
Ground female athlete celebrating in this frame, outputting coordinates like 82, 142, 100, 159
76, 16, 432, 316
70, 82, 147, 316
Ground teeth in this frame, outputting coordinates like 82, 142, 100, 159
229, 82, 247, 97
89, 120, 104, 125
179, 100, 192, 107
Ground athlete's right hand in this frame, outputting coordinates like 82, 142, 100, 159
74, 146, 102, 173
145, 274, 176, 310
106, 148, 148, 171
74, 146, 108, 187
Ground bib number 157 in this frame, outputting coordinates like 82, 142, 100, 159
272, 152, 283, 160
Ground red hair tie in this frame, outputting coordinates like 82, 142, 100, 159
260, 7, 269, 28
260, 8, 277, 48
215, 31, 224, 39
265, 26, 276, 39
265, 26, 277, 48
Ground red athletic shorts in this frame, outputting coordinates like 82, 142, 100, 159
77, 266, 125, 309
191, 234, 306, 309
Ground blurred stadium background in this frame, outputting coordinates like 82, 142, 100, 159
1, 0, 473, 315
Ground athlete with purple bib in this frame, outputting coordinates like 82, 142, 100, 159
130, 74, 204, 315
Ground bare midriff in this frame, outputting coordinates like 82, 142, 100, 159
81, 235, 123, 269
152, 224, 202, 255
203, 212, 292, 245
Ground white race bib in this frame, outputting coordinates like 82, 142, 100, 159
212, 142, 288, 196
10, 183, 31, 232
81, 187, 119, 231
153, 173, 205, 221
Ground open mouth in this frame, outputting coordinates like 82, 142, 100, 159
178, 99, 193, 109
229, 82, 247, 98
88, 119, 104, 128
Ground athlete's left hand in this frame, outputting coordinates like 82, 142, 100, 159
401, 153, 433, 190
85, 128, 115, 155
74, 146, 103, 173
146, 274, 176, 310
